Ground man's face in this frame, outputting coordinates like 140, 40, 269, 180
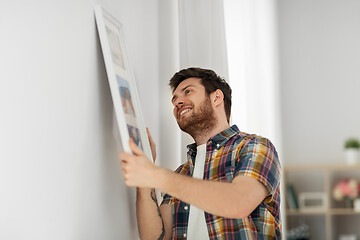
171, 78, 217, 135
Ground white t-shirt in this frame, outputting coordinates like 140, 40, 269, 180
187, 144, 209, 239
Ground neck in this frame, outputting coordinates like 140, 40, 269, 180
193, 121, 230, 146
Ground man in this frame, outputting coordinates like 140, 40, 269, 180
120, 68, 282, 239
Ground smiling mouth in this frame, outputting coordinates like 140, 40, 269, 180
178, 108, 192, 118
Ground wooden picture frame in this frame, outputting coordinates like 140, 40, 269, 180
94, 5, 152, 160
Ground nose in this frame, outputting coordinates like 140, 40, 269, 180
173, 96, 185, 108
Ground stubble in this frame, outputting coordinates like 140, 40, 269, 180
177, 96, 217, 139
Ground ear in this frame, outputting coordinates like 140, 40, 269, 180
210, 89, 224, 107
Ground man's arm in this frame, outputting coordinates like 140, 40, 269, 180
133, 129, 173, 240
136, 188, 172, 240
159, 204, 172, 239
157, 171, 268, 219
120, 140, 269, 219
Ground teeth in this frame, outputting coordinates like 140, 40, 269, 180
180, 109, 191, 117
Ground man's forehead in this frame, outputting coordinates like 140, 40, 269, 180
172, 77, 202, 94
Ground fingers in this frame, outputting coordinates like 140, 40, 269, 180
129, 138, 143, 156
121, 160, 127, 173
119, 140, 153, 187
120, 158, 128, 185
119, 151, 132, 161
119, 152, 129, 172
119, 153, 133, 186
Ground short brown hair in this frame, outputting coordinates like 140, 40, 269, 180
169, 67, 232, 123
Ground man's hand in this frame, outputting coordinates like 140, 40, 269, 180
120, 138, 161, 188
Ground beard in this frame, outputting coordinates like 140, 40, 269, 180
177, 96, 217, 138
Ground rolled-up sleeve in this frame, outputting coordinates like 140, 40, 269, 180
234, 136, 281, 202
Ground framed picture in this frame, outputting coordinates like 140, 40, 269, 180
94, 5, 152, 160
298, 192, 327, 210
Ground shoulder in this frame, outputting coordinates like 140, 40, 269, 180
231, 133, 282, 196
232, 132, 278, 158
230, 132, 281, 177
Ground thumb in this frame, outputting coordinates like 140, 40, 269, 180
129, 138, 143, 156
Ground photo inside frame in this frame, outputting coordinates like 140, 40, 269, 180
106, 26, 126, 70
116, 73, 143, 150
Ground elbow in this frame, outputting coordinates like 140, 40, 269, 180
229, 207, 252, 219
140, 231, 165, 240
233, 212, 250, 219
216, 202, 253, 219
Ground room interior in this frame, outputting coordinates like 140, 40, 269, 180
0, 0, 359, 239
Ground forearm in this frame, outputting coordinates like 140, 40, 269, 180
136, 188, 164, 240
155, 169, 265, 219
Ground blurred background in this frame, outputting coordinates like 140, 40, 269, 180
0, 0, 359, 239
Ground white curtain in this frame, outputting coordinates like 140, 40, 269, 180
223, 0, 285, 234
178, 0, 229, 161
158, 0, 182, 171
158, 0, 229, 166
223, 0, 282, 148
178, 0, 229, 78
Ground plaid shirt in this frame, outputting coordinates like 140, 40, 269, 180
161, 125, 282, 239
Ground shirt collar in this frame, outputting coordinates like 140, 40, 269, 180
186, 125, 240, 153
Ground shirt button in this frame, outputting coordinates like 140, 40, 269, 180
216, 143, 220, 148
183, 233, 187, 237
184, 206, 188, 211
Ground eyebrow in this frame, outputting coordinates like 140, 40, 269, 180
171, 85, 195, 102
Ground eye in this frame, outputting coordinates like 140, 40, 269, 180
185, 89, 192, 95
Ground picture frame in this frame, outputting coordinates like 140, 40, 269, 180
298, 192, 328, 210
94, 5, 153, 160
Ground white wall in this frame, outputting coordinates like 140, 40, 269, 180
278, 0, 360, 165
0, 0, 159, 239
